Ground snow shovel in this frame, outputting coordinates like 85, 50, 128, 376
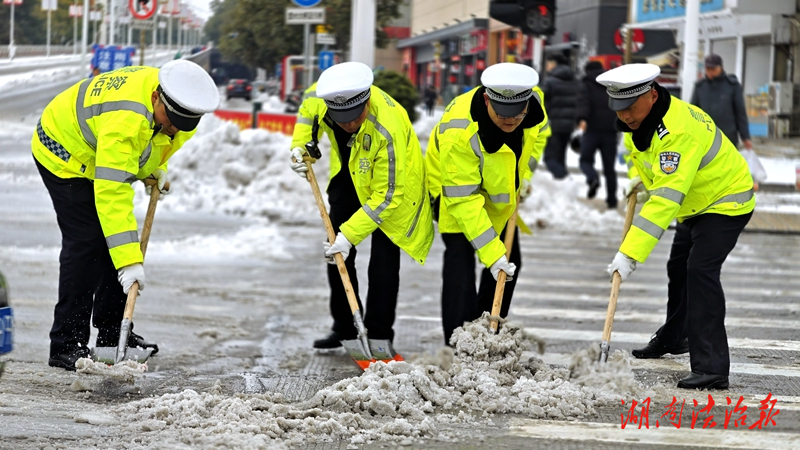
599, 193, 638, 362
297, 115, 403, 370
489, 195, 520, 333
91, 178, 166, 365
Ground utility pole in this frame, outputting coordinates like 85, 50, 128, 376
681, 0, 700, 101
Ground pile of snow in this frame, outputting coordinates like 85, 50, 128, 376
106, 314, 651, 448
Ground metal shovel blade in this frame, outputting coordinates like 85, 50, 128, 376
341, 338, 376, 370
90, 346, 154, 365
369, 339, 404, 362
598, 341, 610, 363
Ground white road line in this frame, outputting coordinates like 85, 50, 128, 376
513, 307, 800, 330
515, 277, 800, 297
538, 352, 800, 379
508, 418, 800, 449
513, 291, 800, 313
522, 327, 800, 352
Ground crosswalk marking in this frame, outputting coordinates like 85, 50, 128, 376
508, 418, 800, 449
515, 277, 800, 297
522, 327, 800, 352
513, 307, 800, 330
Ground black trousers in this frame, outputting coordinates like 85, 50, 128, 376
327, 203, 401, 341
35, 158, 127, 357
440, 224, 521, 345
655, 212, 752, 376
543, 131, 571, 179
579, 131, 618, 207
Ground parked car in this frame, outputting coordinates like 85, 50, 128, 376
0, 270, 12, 377
226, 79, 253, 101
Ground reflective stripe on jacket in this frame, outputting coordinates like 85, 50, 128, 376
426, 87, 543, 267
528, 86, 550, 175
621, 96, 755, 263
290, 85, 433, 264
31, 66, 195, 269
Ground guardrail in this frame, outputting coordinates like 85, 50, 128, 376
0, 45, 200, 60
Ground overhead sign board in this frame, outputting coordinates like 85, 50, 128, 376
286, 7, 325, 25
292, 0, 322, 6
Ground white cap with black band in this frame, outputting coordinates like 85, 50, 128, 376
595, 63, 661, 111
317, 62, 374, 124
480, 63, 539, 117
158, 60, 220, 131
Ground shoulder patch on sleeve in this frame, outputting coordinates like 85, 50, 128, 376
659, 151, 680, 174
657, 122, 670, 140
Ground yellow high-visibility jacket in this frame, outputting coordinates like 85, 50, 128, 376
32, 66, 195, 270
620, 134, 638, 179
426, 87, 545, 267
528, 86, 550, 175
290, 85, 433, 264
621, 95, 755, 263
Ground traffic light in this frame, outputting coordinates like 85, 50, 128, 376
489, 0, 557, 36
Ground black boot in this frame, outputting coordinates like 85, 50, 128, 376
49, 347, 90, 371
587, 178, 600, 199
677, 372, 729, 390
313, 331, 354, 349
632, 336, 689, 359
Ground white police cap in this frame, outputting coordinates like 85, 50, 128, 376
158, 60, 220, 131
480, 63, 539, 117
595, 63, 660, 111
317, 62, 374, 123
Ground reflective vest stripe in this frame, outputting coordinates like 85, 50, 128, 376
698, 128, 723, 171
95, 167, 137, 184
303, 91, 317, 100
138, 142, 152, 169
405, 198, 425, 238
643, 160, 652, 170
106, 230, 139, 249
443, 185, 480, 197
632, 215, 665, 240
650, 187, 685, 205
685, 188, 754, 220
532, 90, 542, 105
363, 113, 397, 224
37, 120, 71, 163
469, 133, 484, 172
439, 119, 470, 132
76, 79, 154, 149
529, 157, 539, 172
539, 120, 550, 133
471, 226, 498, 250
488, 193, 510, 203
296, 116, 313, 125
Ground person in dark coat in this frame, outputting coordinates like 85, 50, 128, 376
424, 85, 438, 116
541, 53, 579, 179
576, 60, 620, 209
691, 54, 752, 151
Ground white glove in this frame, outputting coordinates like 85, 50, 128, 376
520, 178, 532, 200
117, 263, 145, 294
489, 255, 516, 282
625, 176, 650, 203
607, 251, 636, 282
323, 232, 352, 264
145, 169, 170, 199
290, 147, 309, 179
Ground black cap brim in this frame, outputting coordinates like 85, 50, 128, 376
327, 103, 367, 124
608, 95, 640, 112
490, 99, 527, 118
165, 109, 202, 132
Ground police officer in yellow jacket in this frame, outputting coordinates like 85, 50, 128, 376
598, 64, 754, 390
33, 60, 219, 370
289, 62, 433, 349
426, 63, 546, 345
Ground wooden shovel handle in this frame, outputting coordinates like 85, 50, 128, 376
303, 157, 362, 317
489, 195, 520, 332
122, 179, 166, 321
601, 194, 637, 343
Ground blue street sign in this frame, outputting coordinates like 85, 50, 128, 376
319, 51, 335, 71
292, 0, 322, 7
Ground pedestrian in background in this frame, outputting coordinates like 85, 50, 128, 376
691, 54, 752, 151
289, 62, 433, 350
576, 60, 620, 209
541, 53, 578, 179
599, 64, 755, 390
33, 61, 220, 371
424, 85, 438, 117
425, 63, 546, 345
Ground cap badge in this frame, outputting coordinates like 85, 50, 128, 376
501, 88, 515, 97
608, 85, 620, 93
333, 94, 348, 104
